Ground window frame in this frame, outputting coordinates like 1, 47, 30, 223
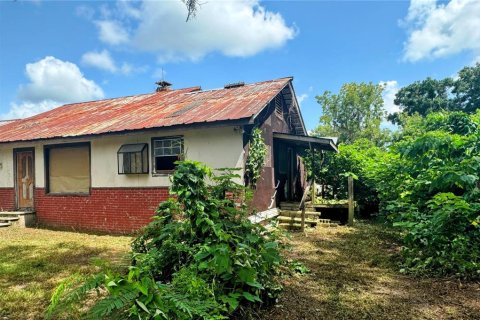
151, 136, 184, 176
44, 142, 91, 196
117, 143, 149, 175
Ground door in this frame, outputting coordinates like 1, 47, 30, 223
15, 150, 34, 209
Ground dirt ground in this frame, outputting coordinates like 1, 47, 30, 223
259, 221, 480, 320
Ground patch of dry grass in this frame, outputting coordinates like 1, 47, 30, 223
1, 222, 479, 320
0, 226, 131, 320
260, 221, 480, 320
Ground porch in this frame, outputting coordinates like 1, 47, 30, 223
272, 133, 355, 231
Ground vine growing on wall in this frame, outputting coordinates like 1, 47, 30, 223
245, 128, 267, 189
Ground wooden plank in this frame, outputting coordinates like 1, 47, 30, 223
301, 207, 305, 232
348, 176, 354, 225
311, 203, 349, 209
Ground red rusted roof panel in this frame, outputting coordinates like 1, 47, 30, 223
0, 78, 291, 143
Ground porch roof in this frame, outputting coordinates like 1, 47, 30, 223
273, 132, 338, 152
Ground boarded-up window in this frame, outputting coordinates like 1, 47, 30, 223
47, 144, 90, 194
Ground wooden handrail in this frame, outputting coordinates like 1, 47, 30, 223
299, 178, 313, 211
298, 178, 313, 232
268, 180, 281, 210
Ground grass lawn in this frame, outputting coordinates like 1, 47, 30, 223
260, 221, 480, 320
1, 222, 479, 320
0, 226, 131, 320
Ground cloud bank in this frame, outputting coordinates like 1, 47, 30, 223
1, 56, 104, 120
92, 0, 296, 62
402, 0, 480, 62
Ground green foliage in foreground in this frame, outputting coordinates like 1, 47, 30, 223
312, 111, 480, 278
375, 111, 480, 278
46, 161, 284, 319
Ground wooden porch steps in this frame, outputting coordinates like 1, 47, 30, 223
0, 211, 36, 228
0, 216, 20, 222
279, 210, 320, 218
277, 202, 340, 231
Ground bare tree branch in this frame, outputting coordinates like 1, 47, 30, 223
182, 0, 200, 22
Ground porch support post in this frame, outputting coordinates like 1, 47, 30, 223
310, 143, 316, 205
348, 176, 354, 225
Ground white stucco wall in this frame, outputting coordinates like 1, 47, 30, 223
0, 145, 14, 188
0, 125, 244, 189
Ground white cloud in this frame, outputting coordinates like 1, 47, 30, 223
80, 49, 146, 75
18, 56, 104, 103
380, 80, 400, 115
297, 93, 308, 104
380, 80, 400, 130
81, 49, 117, 72
1, 100, 59, 120
1, 56, 104, 120
402, 0, 480, 62
91, 0, 295, 62
95, 20, 129, 45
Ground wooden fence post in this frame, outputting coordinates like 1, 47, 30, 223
348, 176, 354, 226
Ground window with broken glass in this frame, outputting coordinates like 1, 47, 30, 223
117, 143, 149, 174
152, 136, 184, 174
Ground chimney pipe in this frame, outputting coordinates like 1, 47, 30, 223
155, 80, 172, 92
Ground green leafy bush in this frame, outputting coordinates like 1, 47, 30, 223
305, 138, 388, 213
47, 161, 283, 319
373, 111, 480, 278
394, 193, 480, 277
311, 110, 480, 278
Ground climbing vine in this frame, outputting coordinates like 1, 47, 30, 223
245, 128, 267, 188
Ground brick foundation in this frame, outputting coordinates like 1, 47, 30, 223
0, 188, 15, 211
34, 187, 170, 234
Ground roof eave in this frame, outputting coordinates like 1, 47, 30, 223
0, 118, 251, 145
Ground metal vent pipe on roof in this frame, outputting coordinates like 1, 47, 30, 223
224, 82, 245, 89
156, 80, 172, 92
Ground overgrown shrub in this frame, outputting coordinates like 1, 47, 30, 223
373, 111, 480, 278
394, 193, 480, 277
305, 138, 388, 213
312, 110, 480, 278
47, 161, 283, 319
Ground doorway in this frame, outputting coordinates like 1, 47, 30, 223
14, 148, 35, 210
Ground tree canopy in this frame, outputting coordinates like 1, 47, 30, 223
313, 82, 389, 145
389, 63, 480, 124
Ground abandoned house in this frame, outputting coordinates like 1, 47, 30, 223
0, 77, 337, 233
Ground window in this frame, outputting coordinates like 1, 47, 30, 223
117, 143, 148, 174
152, 136, 183, 174
45, 143, 90, 194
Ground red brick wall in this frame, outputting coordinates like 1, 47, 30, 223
0, 188, 15, 211
34, 187, 170, 234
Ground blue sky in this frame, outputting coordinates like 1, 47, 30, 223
1, 0, 479, 130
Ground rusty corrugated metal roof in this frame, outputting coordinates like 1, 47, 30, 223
0, 77, 293, 143
0, 119, 18, 127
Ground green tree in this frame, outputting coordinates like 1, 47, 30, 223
389, 63, 480, 123
453, 63, 480, 113
314, 82, 389, 145
390, 78, 454, 121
